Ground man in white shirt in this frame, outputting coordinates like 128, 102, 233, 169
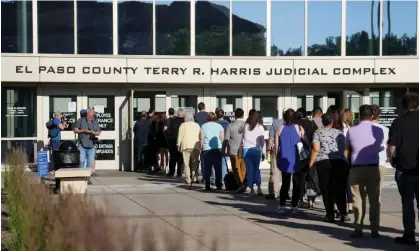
371, 104, 388, 199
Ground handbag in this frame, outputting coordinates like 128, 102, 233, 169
297, 125, 310, 161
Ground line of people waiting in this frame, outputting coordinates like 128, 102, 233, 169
133, 94, 419, 245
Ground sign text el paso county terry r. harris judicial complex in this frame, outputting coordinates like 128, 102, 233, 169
15, 66, 396, 76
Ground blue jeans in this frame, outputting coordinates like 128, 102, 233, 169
79, 145, 96, 169
221, 156, 229, 181
202, 149, 222, 187
243, 148, 262, 186
396, 170, 419, 236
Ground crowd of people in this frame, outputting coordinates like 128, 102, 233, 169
133, 93, 419, 245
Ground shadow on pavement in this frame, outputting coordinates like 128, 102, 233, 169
248, 217, 417, 251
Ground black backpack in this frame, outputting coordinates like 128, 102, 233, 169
46, 119, 60, 138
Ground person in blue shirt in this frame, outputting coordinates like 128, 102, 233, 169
48, 111, 66, 175
50, 111, 67, 150
200, 112, 225, 190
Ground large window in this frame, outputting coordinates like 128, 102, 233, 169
49, 96, 77, 131
1, 140, 36, 165
271, 1, 304, 56
297, 95, 322, 117
88, 96, 115, 131
1, 0, 33, 53
308, 1, 341, 56
118, 0, 153, 55
232, 1, 266, 56
77, 1, 113, 54
216, 96, 243, 111
38, 1, 74, 54
382, 0, 417, 56
253, 96, 277, 131
370, 88, 406, 127
1, 87, 36, 138
346, 0, 380, 56
171, 95, 197, 111
156, 1, 190, 55
195, 0, 229, 56
216, 96, 243, 122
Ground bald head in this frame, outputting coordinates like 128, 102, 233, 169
87, 109, 95, 120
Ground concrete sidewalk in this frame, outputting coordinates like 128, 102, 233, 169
87, 171, 418, 251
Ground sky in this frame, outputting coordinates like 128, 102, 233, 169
206, 0, 418, 51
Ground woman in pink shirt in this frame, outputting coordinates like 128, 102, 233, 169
237, 109, 265, 195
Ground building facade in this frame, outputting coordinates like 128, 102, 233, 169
2, 0, 419, 170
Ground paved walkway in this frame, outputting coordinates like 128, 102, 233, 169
87, 170, 418, 251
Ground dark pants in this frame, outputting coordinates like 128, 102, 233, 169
203, 149, 222, 188
396, 170, 419, 237
168, 140, 183, 176
134, 142, 146, 171
316, 159, 349, 217
280, 171, 304, 207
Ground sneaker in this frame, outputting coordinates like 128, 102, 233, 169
236, 185, 247, 193
291, 207, 299, 214
340, 214, 351, 222
334, 210, 341, 219
324, 215, 336, 223
87, 180, 93, 185
371, 232, 381, 238
257, 186, 263, 196
277, 206, 286, 214
265, 194, 278, 200
350, 230, 364, 238
250, 187, 255, 194
394, 235, 417, 245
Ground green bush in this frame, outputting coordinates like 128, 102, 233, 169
2, 148, 221, 251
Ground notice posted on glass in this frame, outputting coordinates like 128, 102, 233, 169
378, 107, 398, 127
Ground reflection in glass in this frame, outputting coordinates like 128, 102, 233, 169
1, 140, 36, 164
88, 96, 115, 131
156, 1, 190, 55
49, 96, 77, 131
346, 1, 380, 56
271, 1, 304, 56
370, 88, 405, 114
1, 87, 36, 138
297, 96, 322, 117
1, 0, 33, 53
382, 0, 417, 55
77, 1, 113, 54
118, 0, 153, 55
38, 1, 74, 54
253, 96, 277, 131
195, 0, 230, 56
216, 96, 243, 111
308, 1, 341, 56
232, 1, 266, 56
171, 96, 198, 110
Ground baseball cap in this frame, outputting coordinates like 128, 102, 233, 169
80, 109, 87, 117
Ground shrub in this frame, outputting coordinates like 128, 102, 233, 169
2, 148, 137, 251
2, 148, 221, 251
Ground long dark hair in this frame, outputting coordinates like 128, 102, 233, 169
326, 105, 343, 131
246, 109, 259, 131
283, 108, 296, 125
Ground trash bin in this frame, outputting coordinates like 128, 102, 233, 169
53, 140, 80, 171
53, 141, 80, 193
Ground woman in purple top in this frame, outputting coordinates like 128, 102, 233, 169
275, 109, 306, 214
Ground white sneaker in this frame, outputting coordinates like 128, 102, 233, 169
291, 207, 299, 214
257, 186, 263, 196
277, 206, 286, 214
